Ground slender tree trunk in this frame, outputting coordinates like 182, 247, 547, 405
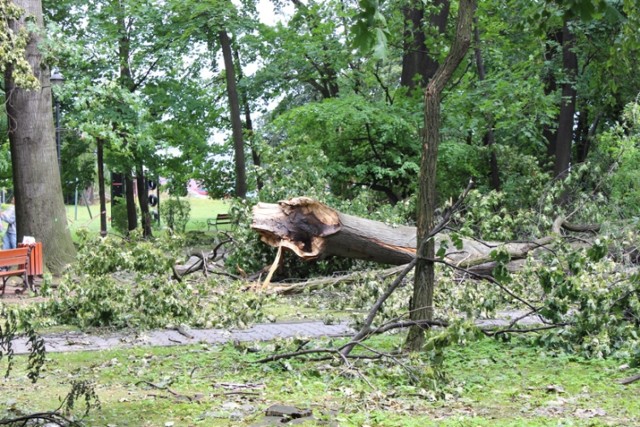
97, 138, 107, 237
135, 163, 152, 237
114, 0, 148, 230
473, 18, 500, 190
4, 0, 76, 274
400, 0, 450, 91
233, 47, 262, 191
124, 173, 137, 231
575, 110, 599, 163
406, 0, 476, 352
219, 30, 247, 198
553, 22, 577, 180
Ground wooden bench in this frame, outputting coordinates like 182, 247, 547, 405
0, 246, 31, 296
207, 213, 233, 231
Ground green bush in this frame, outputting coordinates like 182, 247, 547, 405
593, 101, 640, 218
161, 198, 191, 232
109, 198, 134, 234
41, 232, 270, 329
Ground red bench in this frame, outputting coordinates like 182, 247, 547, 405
0, 246, 31, 295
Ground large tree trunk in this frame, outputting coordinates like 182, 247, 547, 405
5, 0, 76, 274
409, 0, 476, 351
219, 29, 247, 198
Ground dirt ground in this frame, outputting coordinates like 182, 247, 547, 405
0, 276, 48, 305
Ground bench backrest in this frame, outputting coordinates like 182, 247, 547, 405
0, 247, 30, 269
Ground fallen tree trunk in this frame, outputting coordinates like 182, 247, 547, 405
251, 197, 593, 271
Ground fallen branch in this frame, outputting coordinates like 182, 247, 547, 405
135, 380, 200, 402
267, 265, 405, 295
618, 373, 640, 385
0, 412, 76, 426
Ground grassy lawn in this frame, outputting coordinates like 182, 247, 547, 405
64, 197, 230, 236
1, 336, 638, 426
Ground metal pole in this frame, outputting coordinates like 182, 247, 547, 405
74, 181, 78, 220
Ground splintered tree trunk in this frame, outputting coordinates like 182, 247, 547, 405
253, 198, 417, 265
5, 0, 76, 274
251, 197, 557, 272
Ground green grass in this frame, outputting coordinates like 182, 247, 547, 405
1, 336, 638, 426
64, 196, 230, 237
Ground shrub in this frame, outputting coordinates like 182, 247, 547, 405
40, 231, 271, 330
161, 198, 191, 232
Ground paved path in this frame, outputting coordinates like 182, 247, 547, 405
9, 321, 355, 355
9, 310, 542, 355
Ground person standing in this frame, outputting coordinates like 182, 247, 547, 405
1, 197, 17, 249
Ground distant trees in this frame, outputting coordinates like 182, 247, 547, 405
2, 0, 637, 259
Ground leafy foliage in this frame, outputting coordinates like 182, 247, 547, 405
39, 232, 272, 330
266, 95, 420, 204
591, 101, 640, 217
160, 197, 191, 232
0, 305, 45, 382
0, 0, 39, 89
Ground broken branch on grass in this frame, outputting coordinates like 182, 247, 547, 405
135, 380, 197, 402
0, 412, 76, 426
267, 265, 405, 295
618, 374, 640, 385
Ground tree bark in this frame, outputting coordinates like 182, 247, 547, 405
219, 30, 247, 198
124, 173, 137, 231
542, 29, 562, 162
233, 46, 262, 191
553, 22, 577, 180
408, 0, 476, 351
114, 0, 140, 232
135, 163, 152, 237
4, 0, 77, 274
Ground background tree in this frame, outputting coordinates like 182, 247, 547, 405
220, 28, 247, 198
406, 0, 476, 351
